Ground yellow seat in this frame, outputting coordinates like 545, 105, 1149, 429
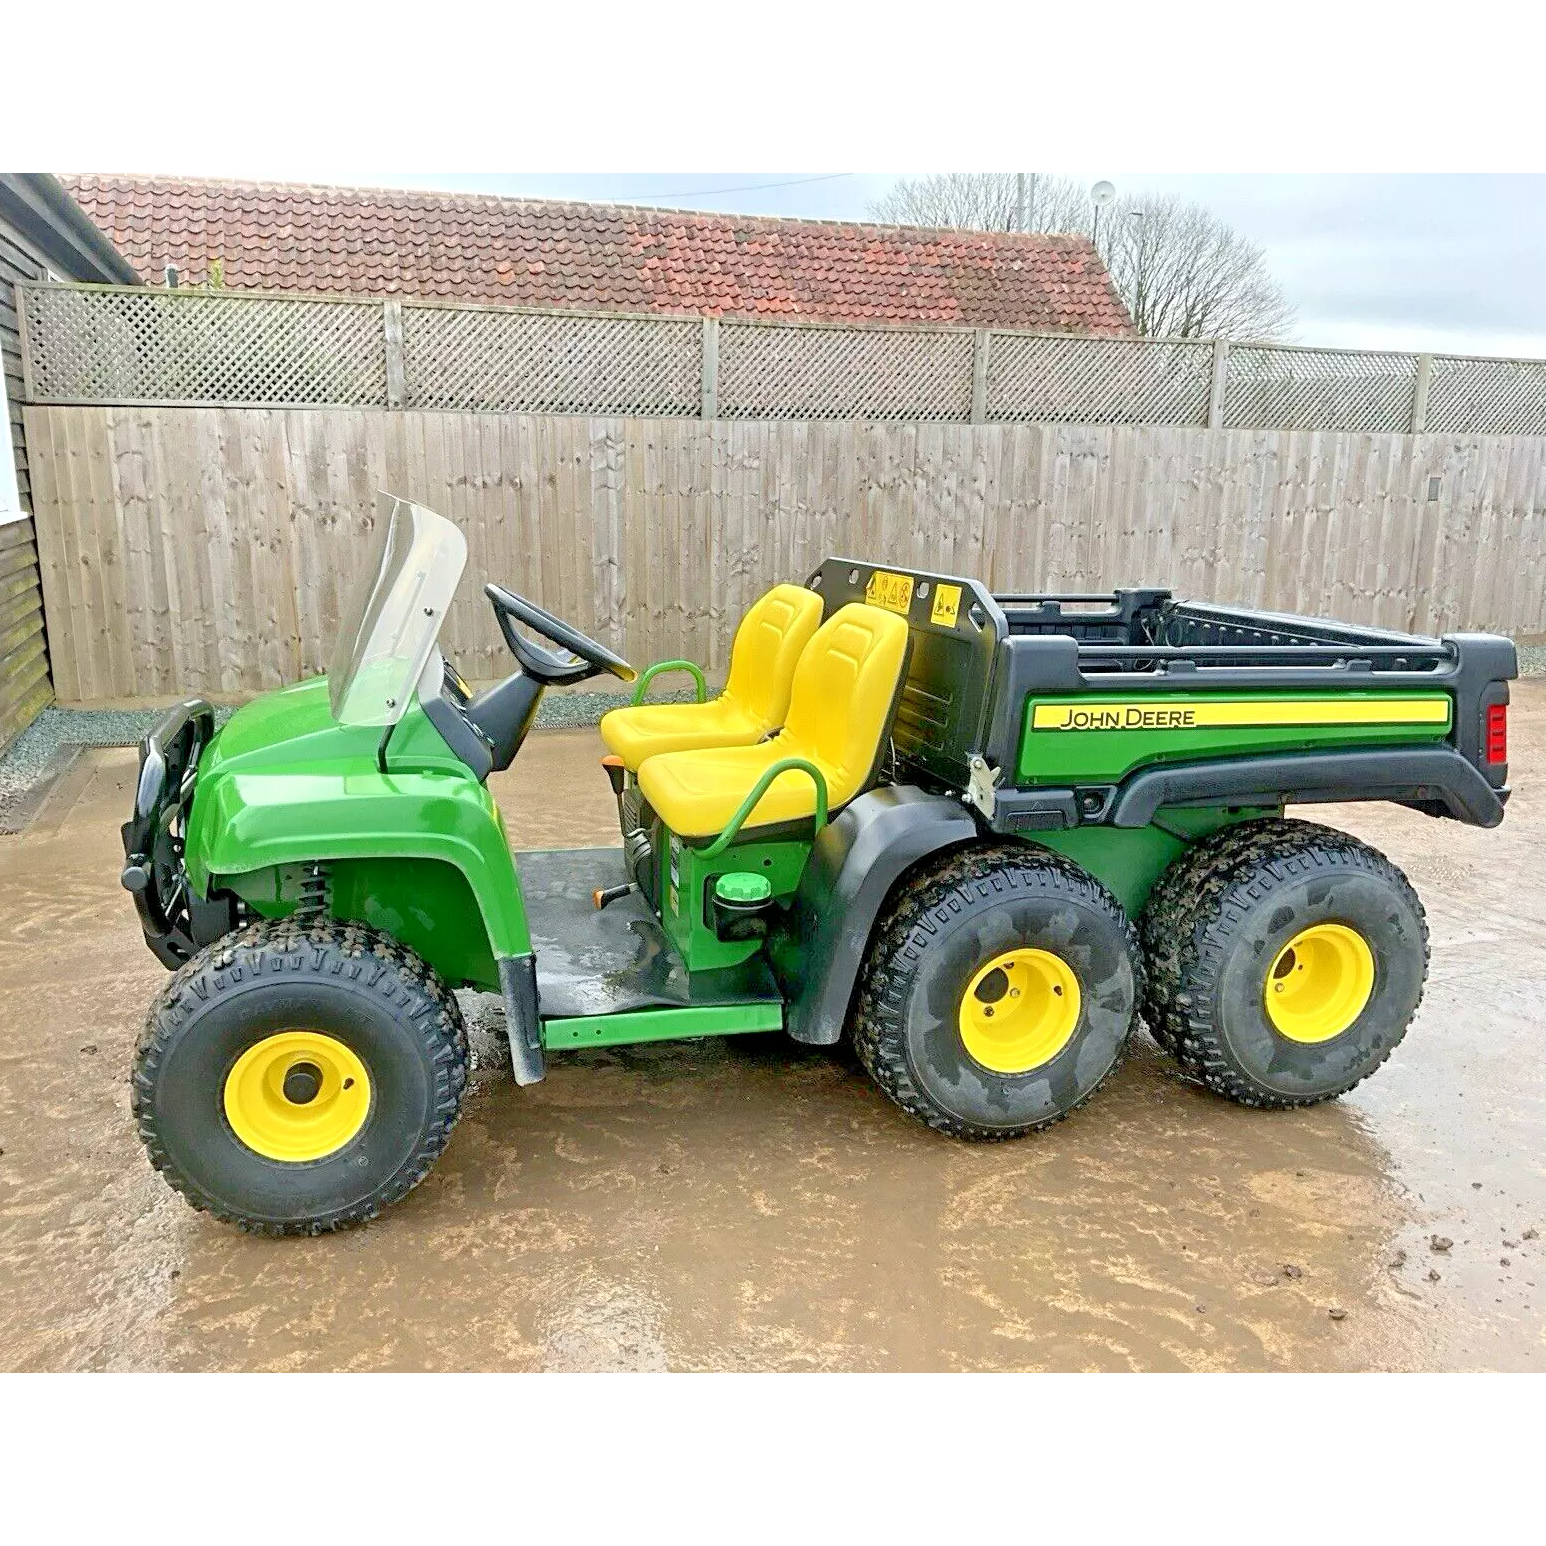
599, 584, 823, 771
639, 603, 910, 838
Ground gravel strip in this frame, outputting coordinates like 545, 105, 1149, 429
0, 705, 231, 830
535, 686, 695, 728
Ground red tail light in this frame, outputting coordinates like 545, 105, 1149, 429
1485, 702, 1508, 764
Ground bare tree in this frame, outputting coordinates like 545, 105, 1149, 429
873, 173, 1091, 236
869, 173, 1296, 341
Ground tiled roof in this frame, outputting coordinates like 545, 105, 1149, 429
61, 174, 1132, 333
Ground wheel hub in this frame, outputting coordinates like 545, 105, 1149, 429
223, 1032, 372, 1162
1265, 923, 1375, 1044
958, 947, 1082, 1074
282, 1061, 324, 1105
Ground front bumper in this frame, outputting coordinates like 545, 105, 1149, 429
120, 700, 233, 967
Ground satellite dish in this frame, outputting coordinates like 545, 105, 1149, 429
1090, 180, 1117, 208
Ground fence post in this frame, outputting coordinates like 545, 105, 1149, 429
1411, 352, 1433, 433
16, 286, 37, 402
1207, 338, 1230, 428
970, 329, 990, 424
701, 316, 720, 420
383, 301, 406, 409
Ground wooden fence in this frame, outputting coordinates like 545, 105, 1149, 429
24, 403, 1546, 704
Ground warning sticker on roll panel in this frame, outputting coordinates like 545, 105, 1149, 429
929, 584, 963, 627
865, 571, 914, 615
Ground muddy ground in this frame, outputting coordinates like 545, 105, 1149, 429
1, 689, 1543, 1372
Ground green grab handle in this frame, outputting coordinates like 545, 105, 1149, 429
631, 659, 708, 706
699, 758, 829, 860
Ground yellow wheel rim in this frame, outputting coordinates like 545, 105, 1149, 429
223, 1031, 371, 1162
1264, 924, 1375, 1044
958, 947, 1082, 1075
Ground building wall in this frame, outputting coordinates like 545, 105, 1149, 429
0, 217, 51, 750
1, 218, 47, 515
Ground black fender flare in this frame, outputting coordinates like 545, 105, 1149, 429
1106, 746, 1507, 829
782, 786, 981, 1046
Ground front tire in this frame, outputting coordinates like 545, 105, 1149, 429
132, 918, 468, 1234
853, 846, 1142, 1140
1140, 818, 1428, 1108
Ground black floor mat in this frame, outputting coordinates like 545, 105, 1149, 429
516, 846, 780, 1018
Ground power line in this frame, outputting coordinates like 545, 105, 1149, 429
640, 173, 851, 200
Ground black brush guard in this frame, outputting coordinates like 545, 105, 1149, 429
120, 699, 234, 967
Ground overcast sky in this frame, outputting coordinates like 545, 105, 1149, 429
331, 173, 1546, 359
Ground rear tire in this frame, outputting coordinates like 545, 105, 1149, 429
853, 845, 1142, 1140
132, 917, 468, 1234
1140, 818, 1428, 1108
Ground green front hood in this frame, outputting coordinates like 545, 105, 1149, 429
179, 675, 532, 982
205, 676, 466, 777
210, 677, 348, 768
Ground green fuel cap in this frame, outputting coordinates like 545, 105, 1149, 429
715, 871, 773, 906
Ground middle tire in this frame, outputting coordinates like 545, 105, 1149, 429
853, 845, 1142, 1140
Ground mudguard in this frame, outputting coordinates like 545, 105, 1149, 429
1106, 745, 1508, 829
187, 766, 532, 968
780, 785, 980, 1045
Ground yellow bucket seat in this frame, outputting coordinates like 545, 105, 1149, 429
638, 602, 910, 838
599, 584, 823, 771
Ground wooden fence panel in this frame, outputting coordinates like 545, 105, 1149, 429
22, 405, 1546, 704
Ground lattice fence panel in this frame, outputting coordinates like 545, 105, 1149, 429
1425, 356, 1546, 435
403, 305, 701, 414
717, 322, 974, 420
1224, 346, 1417, 432
27, 281, 1546, 438
22, 285, 387, 405
987, 333, 1214, 425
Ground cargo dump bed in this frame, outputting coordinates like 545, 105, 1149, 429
1001, 589, 1450, 665
807, 560, 1516, 836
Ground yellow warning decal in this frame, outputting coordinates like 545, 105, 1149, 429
930, 583, 963, 628
865, 570, 914, 616
1031, 698, 1452, 732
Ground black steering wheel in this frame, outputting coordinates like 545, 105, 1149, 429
485, 584, 636, 686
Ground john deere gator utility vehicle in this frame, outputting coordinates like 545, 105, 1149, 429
122, 495, 1516, 1233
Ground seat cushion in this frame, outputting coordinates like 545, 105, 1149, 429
599, 584, 821, 772
638, 740, 819, 837
721, 584, 822, 730
779, 603, 910, 793
599, 699, 764, 770
638, 603, 910, 838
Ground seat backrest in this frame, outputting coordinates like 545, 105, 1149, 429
721, 584, 824, 730
778, 603, 910, 806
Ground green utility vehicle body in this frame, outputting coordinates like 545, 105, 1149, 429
119, 494, 1517, 1231
125, 518, 1515, 1079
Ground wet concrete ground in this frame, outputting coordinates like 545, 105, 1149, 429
1, 693, 1543, 1371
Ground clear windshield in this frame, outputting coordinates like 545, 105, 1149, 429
327, 493, 467, 726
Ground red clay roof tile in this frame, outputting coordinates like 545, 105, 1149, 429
62, 174, 1131, 334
